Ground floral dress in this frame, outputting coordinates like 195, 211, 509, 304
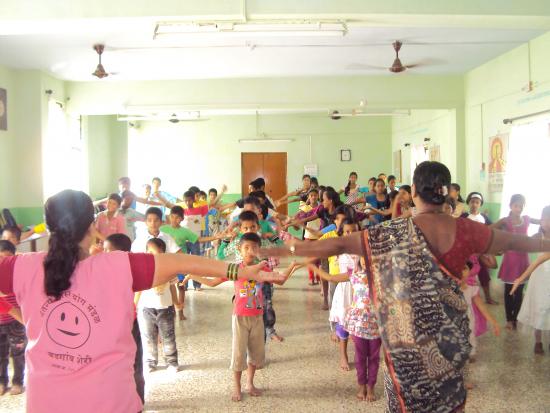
344, 271, 380, 339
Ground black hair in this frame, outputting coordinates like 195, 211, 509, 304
378, 173, 386, 177
399, 185, 411, 194
388, 175, 397, 182
170, 205, 185, 219
334, 204, 355, 218
344, 172, 358, 196
239, 210, 259, 224
337, 218, 359, 236
302, 174, 311, 180
108, 193, 122, 206
509, 194, 526, 207
152, 177, 161, 185
183, 190, 195, 199
2, 226, 21, 241
209, 188, 218, 196
118, 176, 130, 184
450, 183, 464, 203
144, 184, 151, 190
198, 190, 207, 198
242, 196, 261, 209
105, 233, 132, 252
145, 207, 163, 221
188, 186, 200, 194
0, 240, 16, 255
445, 196, 457, 212
323, 187, 343, 208
249, 179, 263, 191
240, 231, 262, 247
368, 177, 376, 183
308, 188, 319, 194
389, 190, 399, 203
44, 190, 95, 300
147, 237, 166, 253
374, 178, 386, 194
413, 161, 451, 206
310, 177, 319, 186
466, 192, 484, 206
466, 260, 473, 270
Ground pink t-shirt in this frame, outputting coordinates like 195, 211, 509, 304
8, 251, 151, 413
231, 276, 265, 317
95, 211, 127, 238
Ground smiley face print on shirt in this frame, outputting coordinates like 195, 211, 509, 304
46, 302, 91, 349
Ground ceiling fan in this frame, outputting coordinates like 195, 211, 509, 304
91, 44, 117, 79
347, 40, 438, 73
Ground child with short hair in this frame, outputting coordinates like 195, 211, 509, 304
103, 233, 145, 403
118, 190, 145, 242
1, 226, 21, 247
95, 193, 127, 241
185, 232, 297, 402
0, 239, 26, 395
136, 238, 179, 374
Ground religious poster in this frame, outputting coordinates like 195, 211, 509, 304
393, 150, 402, 182
0, 88, 6, 131
488, 133, 508, 193
429, 144, 440, 162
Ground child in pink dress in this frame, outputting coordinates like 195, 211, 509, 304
492, 194, 540, 330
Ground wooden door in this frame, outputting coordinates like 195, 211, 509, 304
241, 152, 287, 215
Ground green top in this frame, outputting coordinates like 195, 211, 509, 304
259, 220, 275, 235
160, 225, 199, 249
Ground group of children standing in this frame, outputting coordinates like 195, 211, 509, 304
3, 170, 550, 407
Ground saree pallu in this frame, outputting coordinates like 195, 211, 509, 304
363, 218, 470, 413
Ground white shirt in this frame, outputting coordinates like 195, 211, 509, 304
467, 213, 486, 224
138, 284, 174, 309
131, 231, 180, 254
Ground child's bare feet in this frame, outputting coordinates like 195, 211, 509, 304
271, 334, 284, 342
330, 333, 338, 343
340, 357, 350, 371
366, 386, 377, 402
321, 303, 329, 310
356, 384, 366, 400
232, 388, 242, 402
247, 385, 262, 397
505, 321, 514, 331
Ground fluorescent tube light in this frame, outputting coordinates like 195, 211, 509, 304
239, 138, 294, 143
155, 21, 347, 38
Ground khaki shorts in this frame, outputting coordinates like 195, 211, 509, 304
230, 315, 265, 372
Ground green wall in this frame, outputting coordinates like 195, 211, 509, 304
127, 114, 392, 196
464, 30, 550, 219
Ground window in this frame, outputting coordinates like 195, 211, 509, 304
42, 100, 87, 200
500, 118, 550, 234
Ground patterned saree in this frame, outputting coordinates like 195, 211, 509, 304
362, 218, 470, 413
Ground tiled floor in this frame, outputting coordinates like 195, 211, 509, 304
1, 269, 550, 412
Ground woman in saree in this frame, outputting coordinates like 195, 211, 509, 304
263, 161, 550, 413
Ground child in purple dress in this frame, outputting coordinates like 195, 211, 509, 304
492, 194, 540, 330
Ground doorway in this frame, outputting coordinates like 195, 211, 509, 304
241, 152, 288, 215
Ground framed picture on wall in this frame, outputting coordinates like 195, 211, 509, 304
340, 149, 351, 162
0, 88, 6, 131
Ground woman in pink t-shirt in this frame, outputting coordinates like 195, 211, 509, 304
0, 190, 281, 413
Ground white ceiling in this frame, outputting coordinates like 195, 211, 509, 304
0, 20, 544, 81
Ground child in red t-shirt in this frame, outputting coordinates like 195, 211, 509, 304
185, 232, 298, 402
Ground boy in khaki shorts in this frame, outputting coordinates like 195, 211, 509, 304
186, 232, 298, 401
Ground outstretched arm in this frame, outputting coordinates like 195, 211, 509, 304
152, 254, 285, 288
309, 264, 350, 283
154, 192, 176, 209
186, 275, 225, 288
489, 231, 550, 255
261, 232, 364, 259
510, 252, 550, 294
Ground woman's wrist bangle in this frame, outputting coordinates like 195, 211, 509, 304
226, 263, 239, 281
